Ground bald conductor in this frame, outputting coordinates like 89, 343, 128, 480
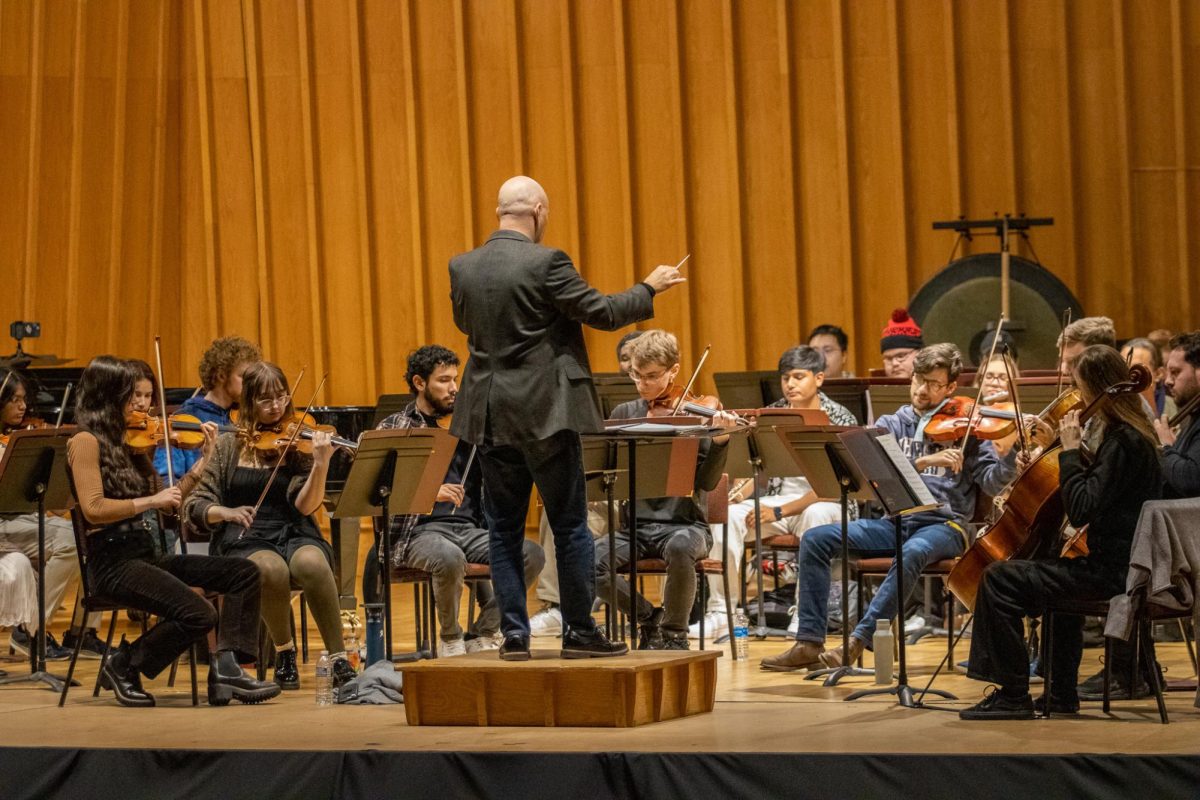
449, 176, 685, 660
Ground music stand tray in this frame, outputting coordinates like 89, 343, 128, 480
0, 428, 79, 692
331, 428, 455, 662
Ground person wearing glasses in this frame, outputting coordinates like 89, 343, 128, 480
761, 343, 1018, 672
182, 361, 354, 692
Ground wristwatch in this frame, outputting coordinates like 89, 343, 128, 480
772, 505, 784, 522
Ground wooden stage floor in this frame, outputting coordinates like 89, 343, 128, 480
3, 631, 1198, 756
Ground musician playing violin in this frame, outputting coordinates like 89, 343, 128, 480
961, 345, 1163, 720
182, 361, 355, 692
595, 330, 740, 650
762, 343, 1018, 672
0, 368, 110, 660
1154, 331, 1200, 498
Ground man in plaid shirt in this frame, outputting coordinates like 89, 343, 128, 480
376, 345, 545, 657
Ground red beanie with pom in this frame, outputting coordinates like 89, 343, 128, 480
880, 308, 924, 353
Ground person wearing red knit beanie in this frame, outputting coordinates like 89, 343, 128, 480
880, 308, 924, 378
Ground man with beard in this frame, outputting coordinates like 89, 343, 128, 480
374, 345, 545, 657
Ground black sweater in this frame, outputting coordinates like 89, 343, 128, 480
1058, 421, 1162, 570
1162, 416, 1200, 499
609, 398, 729, 530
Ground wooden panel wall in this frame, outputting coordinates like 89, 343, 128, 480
2, 0, 1198, 401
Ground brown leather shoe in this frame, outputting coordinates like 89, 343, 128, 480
817, 636, 866, 669
759, 641, 824, 672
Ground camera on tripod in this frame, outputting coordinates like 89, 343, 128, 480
10, 321, 40, 342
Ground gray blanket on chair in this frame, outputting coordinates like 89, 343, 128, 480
1104, 497, 1200, 708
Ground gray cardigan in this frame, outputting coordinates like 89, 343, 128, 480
182, 432, 313, 535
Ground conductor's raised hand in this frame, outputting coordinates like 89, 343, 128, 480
643, 264, 687, 295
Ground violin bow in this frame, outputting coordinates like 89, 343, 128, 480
249, 373, 327, 519
452, 445, 478, 511
54, 383, 72, 428
1055, 308, 1072, 397
956, 315, 1005, 458
999, 347, 1029, 454
671, 344, 711, 415
153, 336, 176, 490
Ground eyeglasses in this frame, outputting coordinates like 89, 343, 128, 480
629, 369, 669, 384
255, 393, 290, 408
911, 375, 950, 392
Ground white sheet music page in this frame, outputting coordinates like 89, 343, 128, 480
874, 433, 938, 508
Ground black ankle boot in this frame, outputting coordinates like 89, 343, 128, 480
638, 608, 665, 650
99, 637, 155, 707
274, 648, 300, 690
208, 650, 282, 706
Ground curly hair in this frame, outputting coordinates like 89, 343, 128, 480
404, 345, 459, 393
198, 336, 262, 392
75, 356, 151, 499
1168, 331, 1200, 369
912, 343, 964, 382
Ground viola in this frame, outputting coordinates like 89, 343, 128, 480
947, 363, 1152, 611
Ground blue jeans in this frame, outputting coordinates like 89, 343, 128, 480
479, 430, 597, 639
794, 517, 965, 645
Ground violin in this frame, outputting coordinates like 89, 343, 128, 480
1167, 391, 1200, 429
125, 410, 240, 454
646, 385, 721, 418
0, 417, 51, 448
245, 411, 357, 455
924, 396, 1019, 442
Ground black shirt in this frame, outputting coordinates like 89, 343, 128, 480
1162, 415, 1200, 499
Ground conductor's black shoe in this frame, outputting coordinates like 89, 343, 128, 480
499, 635, 531, 661
273, 648, 300, 690
561, 628, 629, 659
959, 687, 1034, 720
208, 650, 282, 706
99, 638, 155, 707
1033, 693, 1080, 715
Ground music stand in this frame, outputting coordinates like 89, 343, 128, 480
833, 427, 955, 707
585, 419, 715, 648
776, 425, 874, 685
723, 409, 828, 639
0, 428, 79, 691
330, 428, 455, 662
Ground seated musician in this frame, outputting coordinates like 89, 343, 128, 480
69, 356, 278, 707
692, 345, 858, 640
808, 324, 854, 378
761, 343, 1018, 672
973, 350, 1023, 458
961, 345, 1163, 719
530, 333, 641, 637
0, 368, 106, 660
595, 330, 739, 650
1155, 331, 1200, 497
155, 336, 261, 487
880, 309, 924, 379
1122, 337, 1168, 417
375, 345, 545, 658
183, 361, 354, 691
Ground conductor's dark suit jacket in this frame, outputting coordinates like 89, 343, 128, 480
449, 230, 655, 446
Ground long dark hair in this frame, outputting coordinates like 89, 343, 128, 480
1075, 345, 1159, 450
75, 356, 150, 499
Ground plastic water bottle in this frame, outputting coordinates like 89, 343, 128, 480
733, 608, 750, 661
315, 650, 334, 706
872, 619, 894, 685
345, 633, 361, 673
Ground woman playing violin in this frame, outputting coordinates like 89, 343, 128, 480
67, 356, 279, 706
961, 345, 1163, 720
182, 361, 354, 691
972, 352, 1023, 456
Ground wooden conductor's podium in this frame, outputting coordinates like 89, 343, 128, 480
399, 650, 719, 727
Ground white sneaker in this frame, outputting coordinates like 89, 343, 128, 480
787, 605, 799, 635
686, 611, 730, 641
903, 614, 926, 635
437, 638, 468, 657
465, 634, 501, 653
529, 605, 562, 638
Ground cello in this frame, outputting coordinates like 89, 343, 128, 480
946, 362, 1152, 611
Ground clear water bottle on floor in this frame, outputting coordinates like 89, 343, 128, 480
315, 650, 334, 706
733, 608, 750, 661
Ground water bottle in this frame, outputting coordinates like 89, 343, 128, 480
872, 619, 894, 685
733, 608, 750, 661
363, 603, 384, 666
345, 632, 361, 673
315, 650, 334, 706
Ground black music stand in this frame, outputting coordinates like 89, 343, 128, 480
0, 428, 79, 692
585, 419, 716, 648
723, 409, 828, 639
775, 425, 874, 686
833, 427, 955, 707
331, 428, 455, 663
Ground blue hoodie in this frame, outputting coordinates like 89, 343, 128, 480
153, 395, 233, 483
874, 403, 1017, 527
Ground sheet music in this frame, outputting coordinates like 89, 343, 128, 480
874, 433, 938, 508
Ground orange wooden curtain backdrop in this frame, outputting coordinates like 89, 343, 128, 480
1, 0, 1196, 403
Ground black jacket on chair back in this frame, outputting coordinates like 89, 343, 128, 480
449, 230, 655, 445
